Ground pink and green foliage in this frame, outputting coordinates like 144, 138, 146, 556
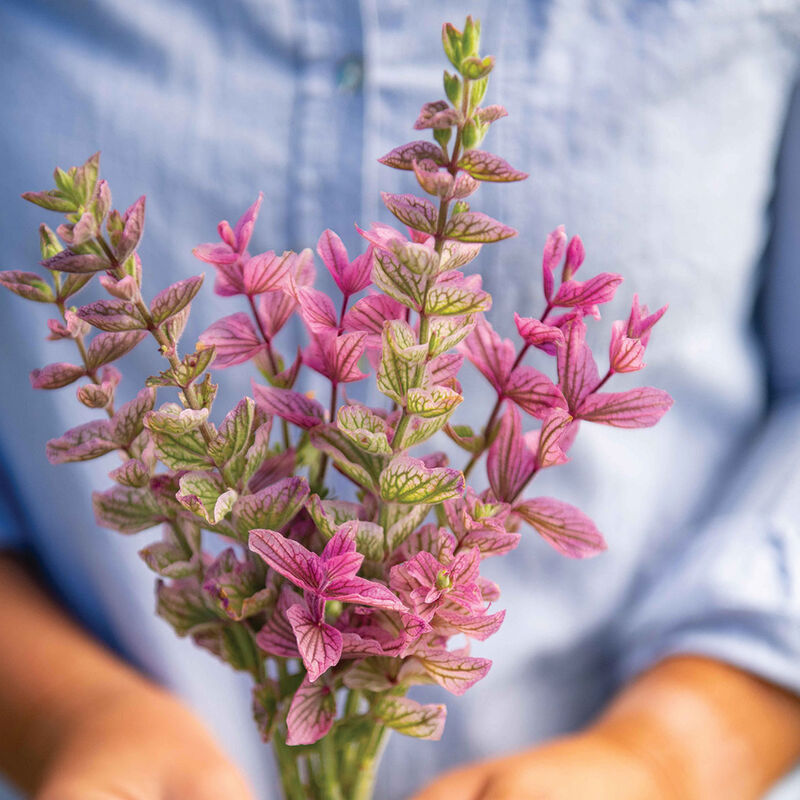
1, 15, 671, 800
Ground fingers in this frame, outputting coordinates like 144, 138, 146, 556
169, 763, 256, 800
37, 765, 255, 800
410, 763, 492, 800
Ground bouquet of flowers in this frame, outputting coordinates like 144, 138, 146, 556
0, 15, 671, 800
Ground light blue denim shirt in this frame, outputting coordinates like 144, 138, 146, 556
1, 2, 800, 798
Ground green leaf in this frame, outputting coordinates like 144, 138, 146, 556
373, 696, 446, 740
193, 623, 261, 672
110, 388, 157, 447
306, 495, 361, 540
406, 386, 463, 418
0, 270, 54, 303
92, 485, 163, 534
457, 150, 528, 182
337, 519, 385, 561
156, 578, 219, 636
177, 471, 238, 525
337, 404, 392, 455
309, 425, 387, 489
241, 422, 274, 488
426, 315, 476, 357
150, 274, 204, 324
76, 299, 146, 331
86, 330, 147, 370
424, 282, 491, 316
380, 192, 438, 234
208, 397, 256, 469
385, 503, 430, 552
138, 525, 199, 578
390, 242, 440, 276
372, 249, 430, 311
377, 321, 428, 405
379, 456, 464, 504
202, 549, 273, 621
343, 657, 400, 692
144, 404, 210, 435
232, 476, 309, 540
108, 456, 152, 487
444, 211, 516, 243
395, 414, 452, 450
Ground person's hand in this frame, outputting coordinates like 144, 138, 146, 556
409, 731, 672, 800
35, 681, 254, 800
411, 655, 800, 800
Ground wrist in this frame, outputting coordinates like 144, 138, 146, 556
589, 655, 800, 800
23, 661, 151, 784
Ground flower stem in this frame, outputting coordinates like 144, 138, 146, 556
350, 725, 388, 800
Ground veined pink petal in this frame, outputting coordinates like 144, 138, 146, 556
427, 353, 464, 386
562, 235, 585, 281
557, 315, 599, 411
542, 225, 566, 301
248, 529, 324, 593
192, 242, 238, 266
258, 288, 297, 338
609, 320, 646, 373
295, 286, 339, 333
252, 384, 326, 429
325, 576, 406, 611
536, 408, 573, 468
504, 365, 567, 419
355, 221, 409, 253
515, 497, 606, 558
242, 250, 293, 295
316, 229, 352, 295
415, 650, 492, 696
344, 247, 374, 295
436, 608, 506, 641
627, 293, 668, 345
343, 293, 405, 337
233, 192, 263, 253
198, 313, 265, 368
286, 603, 343, 682
514, 313, 565, 351
487, 405, 536, 503
256, 588, 301, 658
552, 272, 623, 317
304, 330, 368, 384
457, 316, 515, 393
286, 675, 336, 745
321, 525, 359, 560
576, 388, 673, 428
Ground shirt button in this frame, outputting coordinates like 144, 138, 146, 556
337, 55, 364, 92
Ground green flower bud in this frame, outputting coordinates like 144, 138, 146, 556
461, 118, 480, 150
433, 127, 452, 148
325, 600, 344, 621
470, 76, 489, 107
462, 16, 481, 60
444, 70, 462, 106
441, 23, 462, 70
39, 224, 63, 260
461, 55, 495, 81
435, 569, 453, 591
